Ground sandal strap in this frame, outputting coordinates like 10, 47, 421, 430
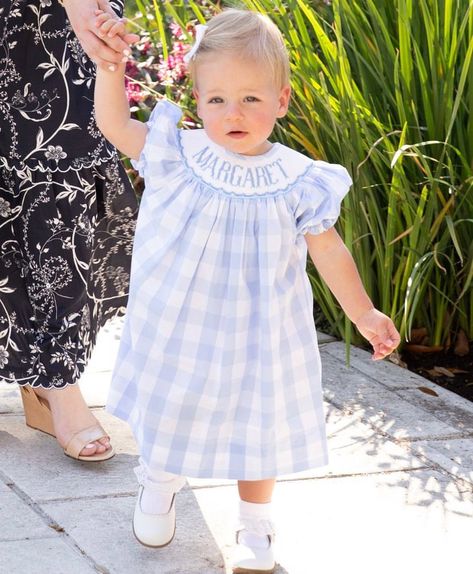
64, 424, 109, 459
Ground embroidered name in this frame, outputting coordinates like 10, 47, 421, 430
192, 146, 289, 188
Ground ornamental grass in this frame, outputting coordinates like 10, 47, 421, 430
125, 0, 473, 352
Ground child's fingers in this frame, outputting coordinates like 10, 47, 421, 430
107, 21, 127, 38
387, 323, 401, 347
375, 320, 400, 347
97, 17, 122, 37
95, 19, 114, 37
94, 12, 114, 27
371, 343, 392, 361
369, 331, 399, 360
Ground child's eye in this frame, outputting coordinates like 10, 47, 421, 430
244, 96, 259, 103
208, 97, 223, 104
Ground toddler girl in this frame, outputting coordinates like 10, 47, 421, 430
94, 8, 400, 573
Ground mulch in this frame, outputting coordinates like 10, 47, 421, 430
401, 346, 473, 402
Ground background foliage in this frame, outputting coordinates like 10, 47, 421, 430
124, 0, 473, 352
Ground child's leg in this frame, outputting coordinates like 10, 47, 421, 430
233, 479, 277, 572
238, 479, 275, 503
237, 479, 276, 545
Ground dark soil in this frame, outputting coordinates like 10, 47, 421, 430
401, 347, 473, 402
313, 303, 473, 403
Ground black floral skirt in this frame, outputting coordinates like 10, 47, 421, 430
0, 1, 138, 388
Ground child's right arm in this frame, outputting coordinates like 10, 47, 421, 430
94, 13, 147, 160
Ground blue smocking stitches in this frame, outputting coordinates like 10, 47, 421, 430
176, 130, 316, 200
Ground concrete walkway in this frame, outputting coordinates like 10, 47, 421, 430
0, 318, 472, 574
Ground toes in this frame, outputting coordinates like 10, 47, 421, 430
79, 440, 108, 457
79, 442, 98, 456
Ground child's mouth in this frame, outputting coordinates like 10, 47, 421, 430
227, 131, 247, 139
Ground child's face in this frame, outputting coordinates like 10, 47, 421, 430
193, 54, 291, 156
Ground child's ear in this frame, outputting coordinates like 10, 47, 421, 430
277, 85, 291, 118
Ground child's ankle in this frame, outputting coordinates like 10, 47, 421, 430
238, 500, 275, 541
134, 462, 185, 514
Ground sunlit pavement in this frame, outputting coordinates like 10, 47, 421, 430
0, 317, 471, 574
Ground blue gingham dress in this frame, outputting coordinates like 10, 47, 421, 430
106, 100, 352, 480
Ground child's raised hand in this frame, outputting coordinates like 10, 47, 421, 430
355, 308, 400, 361
94, 9, 135, 43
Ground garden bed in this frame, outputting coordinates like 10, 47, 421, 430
402, 347, 473, 403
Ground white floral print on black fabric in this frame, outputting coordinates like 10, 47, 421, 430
0, 0, 137, 388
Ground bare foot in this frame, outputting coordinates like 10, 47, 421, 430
33, 385, 112, 458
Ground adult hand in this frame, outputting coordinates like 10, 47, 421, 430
62, 0, 138, 70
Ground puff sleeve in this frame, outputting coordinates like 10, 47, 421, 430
294, 161, 352, 235
132, 99, 182, 178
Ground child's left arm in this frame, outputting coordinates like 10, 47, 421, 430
305, 227, 400, 360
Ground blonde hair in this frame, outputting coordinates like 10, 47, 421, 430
187, 9, 290, 88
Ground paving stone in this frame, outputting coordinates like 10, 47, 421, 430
321, 352, 466, 440
0, 412, 139, 502
0, 385, 23, 415
396, 387, 473, 434
408, 438, 473, 486
42, 489, 225, 574
0, 538, 97, 574
189, 469, 473, 574
0, 483, 55, 541
316, 331, 337, 344
322, 341, 433, 388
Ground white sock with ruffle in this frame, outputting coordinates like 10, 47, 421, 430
134, 462, 185, 515
238, 500, 275, 550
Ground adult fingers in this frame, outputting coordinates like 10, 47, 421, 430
97, 0, 116, 16
98, 31, 134, 56
123, 32, 140, 45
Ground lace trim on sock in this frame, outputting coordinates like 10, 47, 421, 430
134, 466, 185, 494
237, 516, 276, 537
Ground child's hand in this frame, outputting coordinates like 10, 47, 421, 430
94, 9, 133, 42
355, 308, 400, 361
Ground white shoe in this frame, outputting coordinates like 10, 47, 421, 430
132, 486, 176, 547
231, 530, 276, 573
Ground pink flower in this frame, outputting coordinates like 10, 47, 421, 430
140, 41, 152, 56
157, 41, 187, 84
125, 77, 144, 105
125, 60, 140, 79
170, 23, 185, 40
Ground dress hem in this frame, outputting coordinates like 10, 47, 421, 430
106, 405, 329, 481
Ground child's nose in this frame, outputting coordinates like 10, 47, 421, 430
225, 102, 243, 120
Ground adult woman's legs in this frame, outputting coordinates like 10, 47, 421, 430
0, 1, 136, 460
